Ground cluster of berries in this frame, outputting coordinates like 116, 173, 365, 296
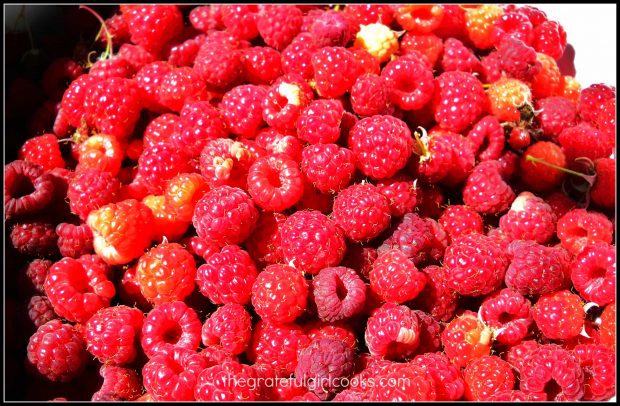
5, 4, 616, 402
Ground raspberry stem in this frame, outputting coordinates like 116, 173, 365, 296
525, 155, 596, 186
80, 5, 113, 61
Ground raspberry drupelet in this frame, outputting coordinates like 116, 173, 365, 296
252, 264, 308, 325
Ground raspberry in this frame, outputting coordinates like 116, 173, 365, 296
572, 344, 615, 401
295, 338, 355, 400
561, 75, 582, 103
165, 35, 202, 68
41, 57, 84, 101
164, 172, 208, 223
255, 128, 302, 162
353, 23, 398, 63
343, 4, 394, 30
486, 77, 532, 123
414, 312, 445, 353
312, 266, 366, 322
571, 242, 616, 306
220, 5, 258, 40
18, 134, 65, 172
181, 236, 219, 263
89, 56, 136, 80
141, 301, 202, 358
350, 74, 391, 117
533, 290, 585, 340
556, 209, 613, 255
280, 210, 346, 275
75, 133, 123, 176
439, 205, 483, 244
332, 183, 390, 242
55, 222, 94, 258
158, 67, 210, 113
143, 113, 179, 148
599, 302, 616, 350
591, 158, 615, 210
201, 303, 251, 356
442, 310, 493, 368
410, 352, 464, 401
134, 61, 172, 113
378, 212, 433, 264
464, 5, 504, 49
137, 142, 192, 195
219, 85, 266, 139
311, 10, 354, 48
434, 5, 467, 39
498, 191, 556, 244
44, 255, 114, 323
4, 160, 54, 221
10, 219, 58, 258
519, 141, 567, 192
311, 46, 361, 99
199, 138, 260, 190
395, 5, 444, 34
440, 37, 481, 73
195, 360, 259, 401
535, 96, 577, 140
433, 71, 487, 133
304, 321, 357, 351
558, 123, 614, 164
247, 153, 304, 212
462, 160, 515, 215
300, 144, 354, 194
367, 362, 437, 401
194, 43, 245, 92
189, 6, 224, 33
247, 321, 311, 377
262, 74, 314, 131
491, 11, 534, 46
578, 83, 616, 126
196, 245, 258, 305
497, 37, 541, 81
142, 194, 190, 242
479, 288, 533, 345
411, 265, 458, 322
241, 46, 283, 86
67, 168, 120, 221
530, 53, 563, 99
120, 5, 183, 55
256, 5, 303, 50
244, 212, 286, 268
296, 99, 345, 144
373, 175, 416, 217
519, 344, 584, 401
26, 320, 87, 382
480, 50, 503, 83
365, 303, 420, 361
532, 20, 567, 60
22, 259, 52, 295
142, 347, 208, 401
252, 264, 308, 325
27, 295, 59, 328
463, 355, 516, 401
281, 33, 318, 80
400, 33, 443, 67
369, 249, 426, 304
84, 305, 144, 365
136, 242, 196, 305
87, 199, 155, 265
192, 185, 258, 246
91, 365, 142, 402
382, 52, 434, 111
544, 191, 577, 220
118, 43, 158, 71
348, 115, 413, 180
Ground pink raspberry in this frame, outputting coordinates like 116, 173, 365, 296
309, 10, 354, 47
256, 5, 303, 50
463, 355, 516, 401
382, 52, 435, 110
466, 115, 505, 162
348, 115, 413, 180
141, 301, 202, 358
312, 266, 366, 322
365, 303, 420, 360
375, 175, 418, 217
55, 222, 94, 258
370, 249, 426, 304
196, 245, 258, 305
10, 219, 58, 258
142, 347, 208, 401
332, 183, 391, 242
556, 209, 614, 255
440, 37, 482, 73
463, 160, 516, 215
245, 212, 287, 268
202, 303, 252, 356
220, 85, 266, 138
412, 265, 459, 322
350, 74, 391, 117
4, 160, 54, 221
195, 360, 259, 401
571, 242, 616, 306
192, 185, 258, 246
26, 320, 87, 382
295, 338, 355, 400
91, 365, 142, 402
573, 344, 616, 401
252, 264, 308, 325
532, 20, 567, 59
378, 212, 433, 265
84, 305, 144, 365
411, 352, 465, 401
535, 96, 577, 140
296, 99, 345, 144
304, 320, 358, 351
300, 144, 355, 194
443, 233, 509, 296
479, 288, 533, 345
280, 210, 347, 275
27, 295, 59, 328
241, 46, 283, 85
199, 138, 261, 190
67, 168, 120, 221
498, 191, 556, 244
247, 153, 304, 212
262, 74, 314, 131
311, 46, 362, 98
533, 290, 585, 340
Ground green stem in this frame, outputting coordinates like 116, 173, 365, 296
525, 155, 596, 185
80, 5, 113, 60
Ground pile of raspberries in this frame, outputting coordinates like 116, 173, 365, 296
5, 4, 616, 402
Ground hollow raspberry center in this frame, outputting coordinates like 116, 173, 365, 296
168, 358, 184, 374
544, 379, 562, 400
69, 270, 93, 293
335, 277, 348, 301
162, 324, 183, 344
570, 226, 588, 238
589, 266, 607, 279
9, 174, 35, 198
498, 312, 516, 324
266, 167, 282, 188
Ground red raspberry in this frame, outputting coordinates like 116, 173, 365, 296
158, 67, 209, 113
67, 168, 120, 221
142, 347, 208, 401
310, 10, 354, 47
400, 33, 443, 67
378, 212, 432, 264
499, 191, 556, 244
173, 101, 228, 160
479, 288, 533, 345
247, 153, 304, 212
365, 303, 420, 360
194, 42, 245, 92
480, 50, 503, 83
440, 37, 482, 73
571, 242, 616, 306
192, 185, 258, 246
533, 290, 585, 340
300, 144, 355, 194
118, 43, 158, 71
343, 5, 394, 30
141, 301, 202, 358
57, 74, 98, 133
55, 222, 94, 258
505, 240, 571, 295
531, 53, 563, 98
120, 5, 183, 55
340, 244, 377, 282
591, 158, 615, 210
556, 209, 613, 255
220, 5, 258, 40
463, 160, 516, 214
443, 233, 509, 296
295, 338, 355, 400
395, 4, 444, 34
519, 141, 567, 192
137, 143, 192, 195
241, 46, 282, 86
10, 219, 58, 258
544, 191, 577, 220
304, 321, 357, 351
44, 255, 114, 323
332, 183, 391, 242
411, 265, 458, 322
374, 175, 417, 217
432, 71, 486, 133
195, 360, 259, 401
296, 99, 344, 144
382, 52, 434, 110
535, 96, 577, 140
142, 194, 190, 242
578, 83, 616, 126
312, 266, 366, 322
599, 302, 616, 350
84, 305, 144, 365
189, 5, 224, 32
247, 321, 311, 377
491, 11, 534, 46
439, 205, 483, 244
350, 74, 391, 117
504, 339, 540, 376
18, 134, 65, 172
532, 20, 567, 60
370, 249, 426, 304
573, 344, 616, 401
252, 264, 308, 325
199, 138, 260, 190
262, 74, 314, 131
245, 212, 286, 267
255, 127, 302, 162
464, 355, 516, 401
558, 123, 614, 164
256, 5, 302, 50
280, 210, 346, 275
348, 115, 413, 180
442, 310, 493, 368
202, 303, 251, 356
27, 295, 59, 328
165, 36, 202, 68
434, 5, 467, 39
411, 352, 464, 401
91, 365, 142, 402
196, 245, 258, 305
349, 46, 381, 75
219, 85, 266, 139
134, 61, 172, 113
89, 56, 136, 80
367, 362, 437, 401
487, 390, 546, 401
181, 235, 219, 262
281, 32, 318, 80
312, 46, 362, 98
22, 259, 52, 295
4, 160, 54, 221
163, 173, 209, 224
75, 133, 123, 176
519, 344, 584, 401
413, 311, 445, 353
518, 5, 548, 26
26, 320, 87, 382
464, 5, 504, 49
143, 113, 179, 148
